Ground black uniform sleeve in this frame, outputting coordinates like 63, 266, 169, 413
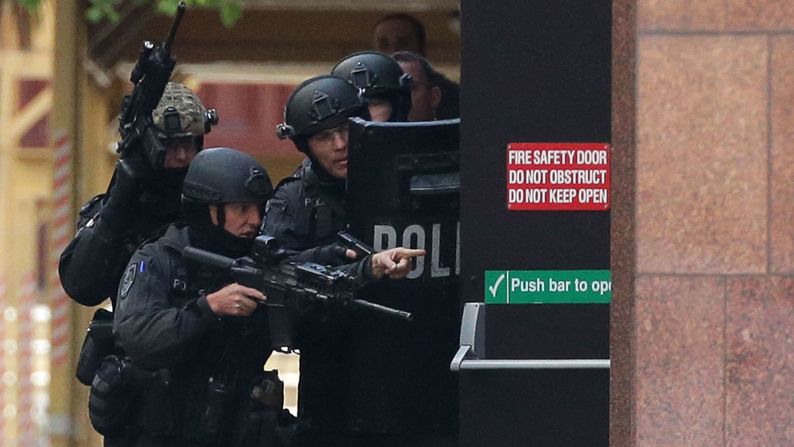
113, 246, 217, 370
58, 196, 131, 307
334, 255, 374, 287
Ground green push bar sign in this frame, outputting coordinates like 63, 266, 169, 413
484, 270, 611, 304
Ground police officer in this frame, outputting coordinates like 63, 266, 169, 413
109, 147, 273, 446
331, 51, 412, 122
269, 75, 366, 250
269, 76, 357, 447
266, 75, 414, 446
392, 51, 444, 122
59, 81, 216, 308
108, 144, 421, 447
267, 61, 408, 254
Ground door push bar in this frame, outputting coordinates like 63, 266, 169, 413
450, 302, 610, 372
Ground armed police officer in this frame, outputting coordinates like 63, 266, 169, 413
332, 53, 457, 447
331, 51, 412, 123
105, 142, 421, 447
105, 147, 273, 447
268, 75, 365, 250
264, 55, 410, 250
265, 75, 426, 446
392, 51, 444, 122
59, 82, 217, 308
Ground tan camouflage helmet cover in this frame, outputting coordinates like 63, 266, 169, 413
152, 82, 207, 138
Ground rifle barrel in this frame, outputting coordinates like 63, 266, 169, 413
163, 1, 186, 54
352, 299, 413, 322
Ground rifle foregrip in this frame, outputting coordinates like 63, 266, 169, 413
337, 231, 373, 257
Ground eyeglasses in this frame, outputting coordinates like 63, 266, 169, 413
310, 121, 350, 144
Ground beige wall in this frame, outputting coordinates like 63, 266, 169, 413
617, 1, 794, 445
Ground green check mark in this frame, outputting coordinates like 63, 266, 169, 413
488, 273, 506, 298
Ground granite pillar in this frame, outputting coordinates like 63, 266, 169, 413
611, 1, 794, 445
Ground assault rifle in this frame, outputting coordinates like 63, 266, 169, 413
116, 1, 191, 169
183, 234, 413, 351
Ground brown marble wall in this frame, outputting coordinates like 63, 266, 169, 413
612, 1, 794, 446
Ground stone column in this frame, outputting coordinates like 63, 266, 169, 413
612, 1, 794, 445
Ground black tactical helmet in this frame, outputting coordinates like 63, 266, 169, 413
276, 75, 368, 150
331, 51, 412, 122
182, 147, 273, 206
181, 148, 272, 256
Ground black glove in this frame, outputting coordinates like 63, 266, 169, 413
100, 157, 152, 231
291, 243, 352, 266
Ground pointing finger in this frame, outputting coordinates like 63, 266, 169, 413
397, 248, 426, 259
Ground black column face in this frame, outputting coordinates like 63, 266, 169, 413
459, 1, 611, 446
460, 0, 611, 284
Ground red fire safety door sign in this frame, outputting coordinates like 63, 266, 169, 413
507, 142, 611, 211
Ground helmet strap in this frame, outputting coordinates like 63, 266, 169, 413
307, 157, 343, 185
292, 136, 310, 154
215, 204, 226, 230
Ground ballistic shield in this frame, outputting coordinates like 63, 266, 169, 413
343, 118, 461, 434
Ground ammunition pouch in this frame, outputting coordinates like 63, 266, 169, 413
88, 355, 135, 436
76, 308, 115, 386
88, 355, 171, 437
197, 379, 230, 442
230, 370, 293, 447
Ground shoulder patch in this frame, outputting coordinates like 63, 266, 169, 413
120, 262, 138, 299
